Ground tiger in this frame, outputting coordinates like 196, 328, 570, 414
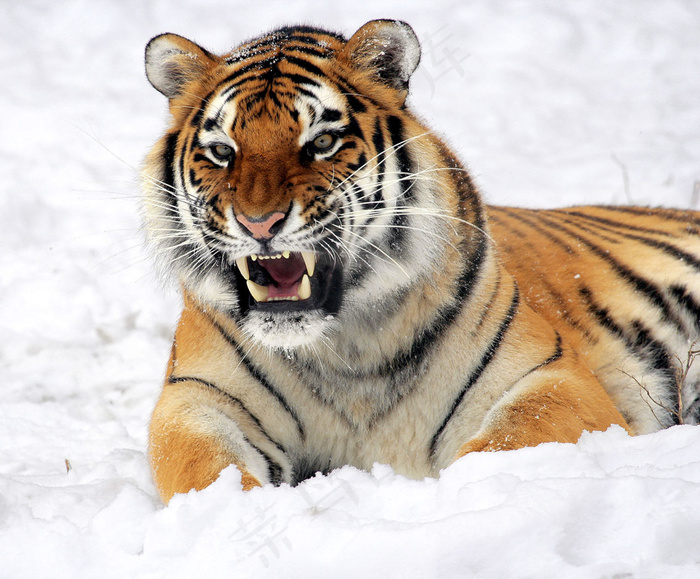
141, 19, 700, 504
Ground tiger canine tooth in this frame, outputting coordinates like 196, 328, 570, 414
246, 280, 269, 302
235, 257, 250, 280
298, 274, 311, 300
301, 251, 316, 277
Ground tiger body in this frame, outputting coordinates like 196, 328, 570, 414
142, 21, 700, 503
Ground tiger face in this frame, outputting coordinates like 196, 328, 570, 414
142, 22, 456, 349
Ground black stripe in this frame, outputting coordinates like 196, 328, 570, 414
371, 117, 386, 165
374, 213, 491, 380
285, 55, 326, 78
429, 286, 520, 457
366, 117, 387, 215
334, 141, 357, 155
219, 83, 238, 104
268, 89, 284, 109
344, 114, 364, 141
543, 280, 597, 341
624, 231, 700, 269
168, 375, 286, 484
630, 320, 674, 374
320, 107, 342, 123
372, 188, 490, 378
295, 85, 320, 102
524, 332, 564, 378
498, 208, 576, 254
221, 62, 274, 90
670, 285, 700, 331
538, 213, 688, 335
203, 314, 306, 441
168, 375, 287, 453
262, 450, 284, 485
386, 212, 408, 256
202, 117, 220, 133
488, 213, 527, 239
345, 151, 367, 176
603, 206, 700, 227
287, 32, 337, 44
160, 132, 179, 219
386, 115, 414, 201
192, 153, 214, 166
283, 72, 321, 88
188, 168, 202, 188
344, 91, 367, 114
544, 332, 565, 365
225, 39, 278, 65
499, 332, 565, 400
557, 209, 677, 238
271, 25, 344, 42
472, 271, 502, 331
382, 116, 413, 255
207, 197, 227, 222
579, 286, 677, 412
190, 103, 204, 127
553, 210, 700, 271
579, 286, 629, 341
286, 44, 333, 58
182, 134, 207, 222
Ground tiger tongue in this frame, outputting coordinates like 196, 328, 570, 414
257, 254, 307, 285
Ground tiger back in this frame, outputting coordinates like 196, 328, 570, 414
141, 20, 700, 503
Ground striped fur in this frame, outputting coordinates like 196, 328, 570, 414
141, 21, 700, 503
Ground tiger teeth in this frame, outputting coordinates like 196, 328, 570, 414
249, 252, 290, 261
301, 251, 316, 277
298, 274, 311, 300
246, 280, 269, 302
240, 252, 315, 303
245, 251, 314, 276
235, 257, 250, 280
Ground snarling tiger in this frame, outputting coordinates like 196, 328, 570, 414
142, 20, 700, 503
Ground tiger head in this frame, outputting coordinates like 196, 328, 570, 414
143, 20, 472, 349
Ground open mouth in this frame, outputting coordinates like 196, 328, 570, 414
235, 251, 314, 303
231, 250, 341, 313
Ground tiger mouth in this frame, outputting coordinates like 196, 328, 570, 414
232, 250, 337, 312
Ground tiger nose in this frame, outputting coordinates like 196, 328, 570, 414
236, 211, 286, 240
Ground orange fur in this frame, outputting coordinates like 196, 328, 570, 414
149, 377, 262, 504
456, 358, 632, 457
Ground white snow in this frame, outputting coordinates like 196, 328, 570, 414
2, 1, 700, 577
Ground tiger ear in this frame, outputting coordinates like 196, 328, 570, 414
145, 33, 218, 99
344, 20, 421, 93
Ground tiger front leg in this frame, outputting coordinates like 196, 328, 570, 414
454, 362, 632, 459
148, 378, 267, 504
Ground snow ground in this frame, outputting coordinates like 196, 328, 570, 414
1, 1, 700, 577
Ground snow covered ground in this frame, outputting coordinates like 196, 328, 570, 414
2, 1, 700, 577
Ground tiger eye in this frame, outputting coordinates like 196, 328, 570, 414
211, 144, 233, 160
312, 133, 335, 151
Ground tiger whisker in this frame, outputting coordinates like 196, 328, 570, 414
328, 132, 431, 197
317, 333, 354, 372
326, 215, 411, 279
344, 202, 495, 245
322, 228, 387, 281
